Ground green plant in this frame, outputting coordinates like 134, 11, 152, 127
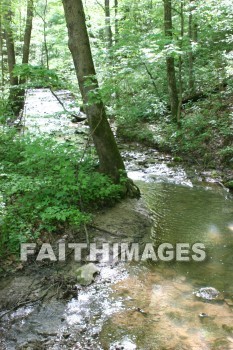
13, 64, 63, 89
0, 130, 122, 256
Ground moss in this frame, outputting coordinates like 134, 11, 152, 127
225, 180, 233, 190
173, 156, 183, 163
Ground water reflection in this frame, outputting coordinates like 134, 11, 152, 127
139, 181, 233, 292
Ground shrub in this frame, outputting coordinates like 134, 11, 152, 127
0, 130, 122, 256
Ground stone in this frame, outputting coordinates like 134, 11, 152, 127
225, 299, 233, 307
76, 263, 100, 286
194, 287, 220, 300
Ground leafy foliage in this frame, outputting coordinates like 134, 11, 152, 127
13, 64, 63, 89
0, 130, 122, 256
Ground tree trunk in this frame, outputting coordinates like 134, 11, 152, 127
188, 0, 197, 95
0, 5, 5, 89
15, 0, 34, 117
3, 0, 34, 117
3, 0, 23, 116
22, 0, 33, 64
4, 0, 18, 87
105, 0, 113, 48
62, 0, 126, 184
177, 0, 184, 125
114, 0, 119, 43
164, 0, 179, 121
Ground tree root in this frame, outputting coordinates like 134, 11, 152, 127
125, 178, 141, 199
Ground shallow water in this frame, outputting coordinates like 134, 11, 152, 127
100, 181, 233, 350
139, 181, 233, 292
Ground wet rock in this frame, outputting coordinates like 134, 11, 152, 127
74, 129, 88, 135
194, 287, 220, 300
93, 198, 152, 244
76, 263, 100, 286
63, 332, 71, 339
146, 158, 157, 164
137, 160, 148, 166
199, 312, 209, 318
224, 299, 233, 307
110, 338, 137, 350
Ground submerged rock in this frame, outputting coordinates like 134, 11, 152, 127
194, 287, 220, 300
76, 263, 100, 286
224, 299, 233, 307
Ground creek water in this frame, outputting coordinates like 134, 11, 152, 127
107, 180, 233, 350
0, 89, 233, 350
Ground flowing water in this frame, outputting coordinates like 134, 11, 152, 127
102, 180, 233, 350
0, 89, 233, 349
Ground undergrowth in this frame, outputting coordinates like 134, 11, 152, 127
0, 129, 122, 257
117, 93, 233, 168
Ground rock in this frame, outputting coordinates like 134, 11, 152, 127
137, 160, 148, 166
225, 299, 233, 307
76, 263, 100, 286
194, 287, 220, 300
92, 198, 153, 244
63, 333, 71, 339
74, 129, 87, 135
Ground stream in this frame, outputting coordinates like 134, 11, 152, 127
0, 89, 233, 350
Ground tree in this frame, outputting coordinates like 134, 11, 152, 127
0, 0, 5, 89
105, 0, 113, 48
2, 0, 34, 117
62, 0, 126, 184
164, 0, 179, 121
188, 0, 197, 95
35, 0, 49, 69
3, 0, 17, 87
3, 0, 21, 116
19, 0, 34, 107
114, 0, 119, 43
22, 0, 34, 65
177, 0, 184, 124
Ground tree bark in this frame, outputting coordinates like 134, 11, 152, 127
14, 0, 34, 116
164, 0, 179, 121
22, 0, 33, 64
0, 4, 5, 89
105, 0, 113, 48
177, 0, 184, 125
188, 0, 197, 95
3, 0, 34, 117
4, 0, 18, 87
114, 0, 119, 43
3, 0, 23, 116
62, 0, 126, 184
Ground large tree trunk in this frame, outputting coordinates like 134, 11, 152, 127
62, 0, 126, 184
105, 0, 113, 48
164, 0, 179, 121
